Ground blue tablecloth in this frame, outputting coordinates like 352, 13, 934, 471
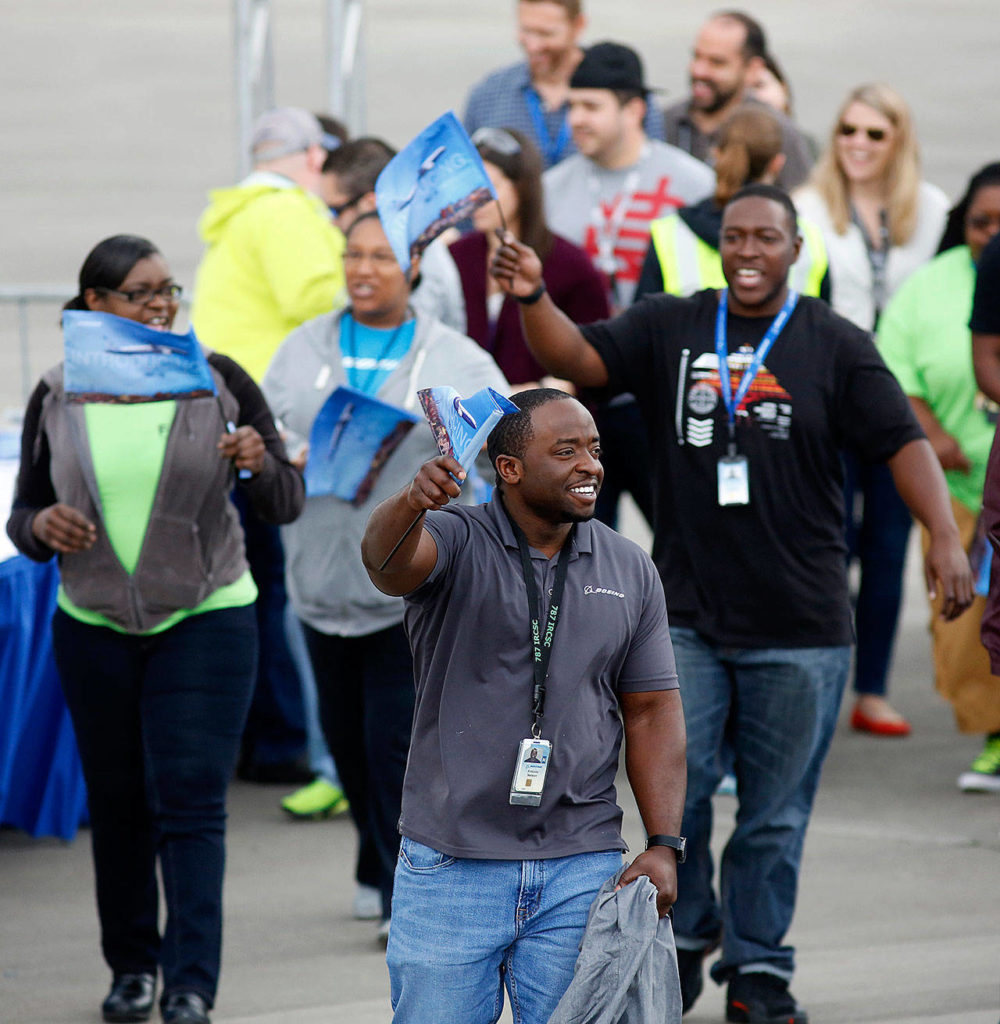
0, 554, 88, 840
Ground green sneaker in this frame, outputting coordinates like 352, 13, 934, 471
958, 736, 1000, 793
281, 778, 350, 819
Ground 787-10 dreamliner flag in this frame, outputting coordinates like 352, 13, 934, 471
375, 110, 497, 270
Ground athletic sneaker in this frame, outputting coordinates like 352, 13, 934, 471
280, 778, 349, 819
726, 972, 808, 1024
958, 735, 1000, 793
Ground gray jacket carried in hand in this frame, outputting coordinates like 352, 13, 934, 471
547, 866, 682, 1024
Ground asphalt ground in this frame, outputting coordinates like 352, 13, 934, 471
1, 0, 998, 409
2, 3, 999, 1021
2, 531, 999, 1023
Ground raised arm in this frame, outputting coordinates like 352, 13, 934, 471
617, 687, 687, 917
489, 231, 610, 388
887, 438, 974, 620
361, 455, 464, 596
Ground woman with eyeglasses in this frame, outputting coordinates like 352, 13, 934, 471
414, 126, 608, 387
795, 84, 949, 739
875, 163, 1000, 788
6, 235, 304, 1024
262, 212, 508, 945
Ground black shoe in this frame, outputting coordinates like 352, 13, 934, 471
677, 948, 704, 1014
726, 972, 808, 1024
102, 973, 156, 1023
161, 992, 211, 1024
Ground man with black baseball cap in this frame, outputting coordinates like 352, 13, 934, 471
543, 42, 714, 530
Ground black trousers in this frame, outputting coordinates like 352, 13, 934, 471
301, 621, 415, 920
52, 605, 257, 1006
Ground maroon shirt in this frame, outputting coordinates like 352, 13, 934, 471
449, 232, 609, 385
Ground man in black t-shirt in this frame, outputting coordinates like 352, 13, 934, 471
492, 184, 973, 1024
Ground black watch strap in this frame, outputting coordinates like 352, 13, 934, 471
645, 834, 686, 863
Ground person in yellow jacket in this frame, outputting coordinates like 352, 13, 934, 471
191, 107, 346, 382
191, 108, 347, 792
635, 104, 829, 302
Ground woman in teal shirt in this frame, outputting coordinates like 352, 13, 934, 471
877, 163, 1000, 791
7, 236, 304, 1024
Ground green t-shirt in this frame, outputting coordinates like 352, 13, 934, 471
57, 401, 256, 634
876, 245, 999, 515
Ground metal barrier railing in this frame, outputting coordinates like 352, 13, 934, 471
0, 287, 193, 407
0, 285, 74, 406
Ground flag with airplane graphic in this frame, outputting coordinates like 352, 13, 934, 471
375, 111, 497, 270
61, 311, 216, 404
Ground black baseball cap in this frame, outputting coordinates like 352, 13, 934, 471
570, 41, 660, 95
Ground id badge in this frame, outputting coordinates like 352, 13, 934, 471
509, 738, 552, 807
718, 454, 750, 506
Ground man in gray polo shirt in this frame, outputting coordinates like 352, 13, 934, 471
362, 389, 685, 1024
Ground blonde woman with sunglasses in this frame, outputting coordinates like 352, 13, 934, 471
795, 84, 948, 738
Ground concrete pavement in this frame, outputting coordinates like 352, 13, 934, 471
3, 539, 999, 1023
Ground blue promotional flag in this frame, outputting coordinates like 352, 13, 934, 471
418, 386, 518, 476
375, 110, 497, 270
62, 311, 216, 403
305, 385, 419, 505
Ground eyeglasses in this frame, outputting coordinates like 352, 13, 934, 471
471, 127, 521, 157
99, 283, 183, 305
838, 123, 888, 142
331, 193, 365, 217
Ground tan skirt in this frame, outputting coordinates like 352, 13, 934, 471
920, 497, 1000, 734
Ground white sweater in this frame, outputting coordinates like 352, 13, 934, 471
794, 181, 949, 330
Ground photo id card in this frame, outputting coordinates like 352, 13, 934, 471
509, 738, 552, 807
718, 454, 750, 506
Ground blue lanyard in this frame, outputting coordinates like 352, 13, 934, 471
525, 88, 572, 166
714, 288, 799, 447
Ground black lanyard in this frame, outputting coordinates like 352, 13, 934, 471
850, 205, 891, 327
503, 503, 574, 738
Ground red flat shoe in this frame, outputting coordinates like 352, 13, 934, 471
850, 706, 912, 737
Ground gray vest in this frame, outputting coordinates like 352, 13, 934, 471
38, 364, 249, 633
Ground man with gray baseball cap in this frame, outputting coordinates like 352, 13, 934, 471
190, 107, 347, 792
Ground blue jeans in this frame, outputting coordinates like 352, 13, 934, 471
387, 838, 621, 1024
669, 627, 849, 983
233, 488, 307, 767
52, 605, 257, 1006
843, 454, 913, 697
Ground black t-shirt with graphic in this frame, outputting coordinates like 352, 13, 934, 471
582, 289, 923, 649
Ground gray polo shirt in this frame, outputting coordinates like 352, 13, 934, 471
399, 492, 678, 860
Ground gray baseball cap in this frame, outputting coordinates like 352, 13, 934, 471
251, 107, 323, 161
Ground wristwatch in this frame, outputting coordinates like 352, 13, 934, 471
645, 834, 687, 863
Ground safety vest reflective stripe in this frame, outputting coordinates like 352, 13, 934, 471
649, 214, 828, 298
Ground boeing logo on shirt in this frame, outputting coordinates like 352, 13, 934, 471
584, 585, 625, 599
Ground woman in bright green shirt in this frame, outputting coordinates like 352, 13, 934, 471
877, 162, 1000, 792
8, 235, 304, 1024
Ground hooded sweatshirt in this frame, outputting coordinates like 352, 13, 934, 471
262, 307, 508, 637
191, 172, 346, 381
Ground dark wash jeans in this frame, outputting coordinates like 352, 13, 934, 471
302, 621, 415, 921
842, 453, 913, 697
52, 605, 257, 1006
231, 487, 307, 768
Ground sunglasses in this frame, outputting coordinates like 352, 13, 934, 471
471, 127, 521, 157
838, 123, 888, 142
331, 193, 365, 218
